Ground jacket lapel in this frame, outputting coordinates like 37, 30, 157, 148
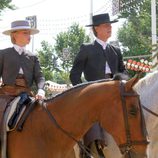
94, 41, 106, 59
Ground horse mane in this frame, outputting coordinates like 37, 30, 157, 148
45, 78, 113, 102
133, 70, 158, 93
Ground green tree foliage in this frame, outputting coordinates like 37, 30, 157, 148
54, 23, 90, 70
38, 23, 90, 84
53, 23, 90, 84
118, 0, 158, 58
37, 41, 59, 81
117, 0, 158, 77
0, 0, 15, 14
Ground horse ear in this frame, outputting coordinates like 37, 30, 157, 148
125, 72, 142, 91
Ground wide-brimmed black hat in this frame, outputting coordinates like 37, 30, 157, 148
86, 13, 118, 27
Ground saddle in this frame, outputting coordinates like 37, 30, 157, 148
0, 93, 36, 158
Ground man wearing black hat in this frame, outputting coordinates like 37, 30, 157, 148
70, 13, 128, 158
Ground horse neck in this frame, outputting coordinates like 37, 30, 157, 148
46, 82, 118, 141
134, 72, 158, 109
134, 71, 158, 133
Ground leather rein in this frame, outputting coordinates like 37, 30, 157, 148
142, 105, 158, 117
40, 80, 149, 158
41, 101, 93, 157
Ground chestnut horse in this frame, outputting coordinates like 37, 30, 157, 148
4, 77, 148, 158
101, 70, 158, 158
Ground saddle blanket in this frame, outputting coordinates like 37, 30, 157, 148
6, 96, 26, 131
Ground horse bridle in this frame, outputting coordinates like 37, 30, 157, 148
40, 80, 149, 158
142, 104, 158, 117
119, 81, 149, 157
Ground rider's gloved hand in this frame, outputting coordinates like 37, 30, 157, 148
35, 89, 45, 100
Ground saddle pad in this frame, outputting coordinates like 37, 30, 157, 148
6, 96, 26, 131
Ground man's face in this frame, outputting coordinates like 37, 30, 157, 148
13, 30, 31, 46
95, 23, 112, 41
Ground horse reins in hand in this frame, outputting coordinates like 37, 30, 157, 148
40, 101, 94, 158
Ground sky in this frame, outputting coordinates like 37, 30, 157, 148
0, 0, 123, 51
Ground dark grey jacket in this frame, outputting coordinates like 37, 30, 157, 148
70, 41, 128, 85
0, 47, 45, 89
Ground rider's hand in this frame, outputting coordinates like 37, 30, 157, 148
35, 89, 45, 100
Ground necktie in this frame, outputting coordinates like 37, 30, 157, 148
19, 48, 25, 74
103, 49, 107, 60
104, 47, 112, 76
19, 48, 25, 55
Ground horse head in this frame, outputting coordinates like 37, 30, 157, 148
120, 76, 149, 158
89, 71, 158, 158
99, 75, 148, 158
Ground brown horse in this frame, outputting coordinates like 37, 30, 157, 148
5, 76, 148, 158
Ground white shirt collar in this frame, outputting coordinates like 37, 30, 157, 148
13, 44, 26, 55
96, 38, 107, 50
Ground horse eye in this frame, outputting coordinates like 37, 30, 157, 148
129, 105, 138, 116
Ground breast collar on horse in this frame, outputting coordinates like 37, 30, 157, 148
39, 81, 149, 158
